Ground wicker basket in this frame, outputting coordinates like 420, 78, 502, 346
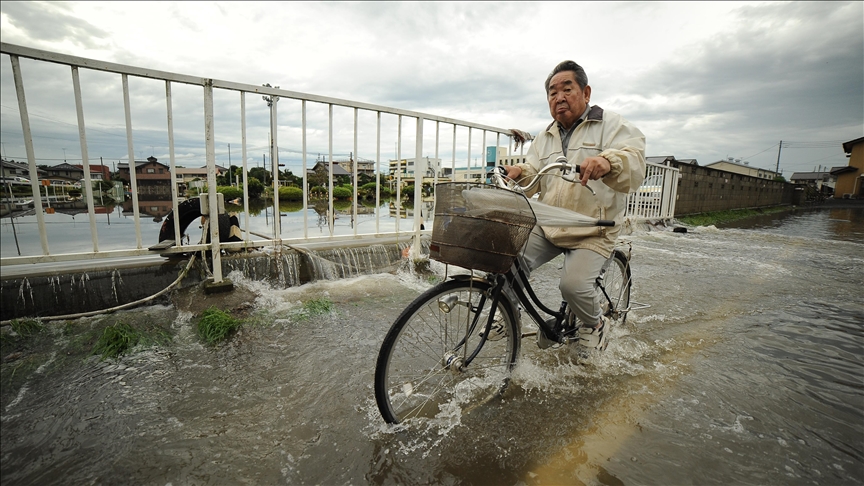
429, 183, 536, 274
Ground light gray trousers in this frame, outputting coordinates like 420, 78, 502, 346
520, 226, 608, 326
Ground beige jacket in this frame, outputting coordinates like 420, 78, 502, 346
515, 105, 646, 257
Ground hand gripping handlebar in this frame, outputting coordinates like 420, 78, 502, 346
489, 156, 615, 227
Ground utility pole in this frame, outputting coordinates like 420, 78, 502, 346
775, 140, 783, 175
228, 143, 232, 186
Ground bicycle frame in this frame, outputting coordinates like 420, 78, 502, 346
451, 245, 632, 371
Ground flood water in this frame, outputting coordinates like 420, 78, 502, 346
1, 206, 862, 485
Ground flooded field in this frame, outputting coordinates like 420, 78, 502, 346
1, 206, 862, 485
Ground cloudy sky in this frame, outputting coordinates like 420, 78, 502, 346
0, 1, 861, 177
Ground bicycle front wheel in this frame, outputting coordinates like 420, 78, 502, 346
374, 279, 520, 424
602, 250, 632, 323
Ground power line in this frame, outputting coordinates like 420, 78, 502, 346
741, 143, 780, 160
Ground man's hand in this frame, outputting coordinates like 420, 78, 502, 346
579, 156, 611, 186
503, 165, 522, 181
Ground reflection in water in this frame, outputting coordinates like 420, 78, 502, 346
0, 197, 421, 257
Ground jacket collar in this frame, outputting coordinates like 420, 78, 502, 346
545, 105, 604, 133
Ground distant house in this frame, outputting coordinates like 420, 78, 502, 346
789, 171, 835, 194
308, 161, 352, 177
832, 137, 863, 199
174, 166, 224, 183
74, 164, 111, 181
704, 158, 780, 179
1, 159, 44, 180
41, 163, 84, 184
116, 156, 172, 182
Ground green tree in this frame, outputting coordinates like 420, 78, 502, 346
249, 167, 271, 185
246, 177, 265, 198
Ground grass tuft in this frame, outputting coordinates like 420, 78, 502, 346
10, 319, 44, 337
197, 307, 241, 345
92, 322, 140, 360
293, 298, 333, 321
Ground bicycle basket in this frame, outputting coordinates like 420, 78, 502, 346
430, 183, 536, 274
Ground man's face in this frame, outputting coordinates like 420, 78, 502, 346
547, 71, 591, 130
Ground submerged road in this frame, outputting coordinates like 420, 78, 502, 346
1, 206, 862, 485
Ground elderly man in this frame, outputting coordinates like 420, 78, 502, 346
504, 60, 646, 350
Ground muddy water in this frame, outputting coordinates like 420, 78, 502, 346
1, 207, 862, 485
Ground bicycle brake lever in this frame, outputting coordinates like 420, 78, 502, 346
560, 165, 595, 195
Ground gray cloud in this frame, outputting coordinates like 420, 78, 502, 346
1, 1, 112, 50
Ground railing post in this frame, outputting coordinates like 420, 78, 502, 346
270, 96, 281, 240
203, 79, 223, 283
122, 74, 143, 249
353, 107, 359, 236
328, 104, 334, 236
9, 54, 49, 255
411, 116, 424, 259
240, 92, 250, 243
71, 67, 100, 253
301, 100, 309, 239
166, 81, 182, 248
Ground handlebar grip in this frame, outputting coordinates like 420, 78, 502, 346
596, 219, 615, 227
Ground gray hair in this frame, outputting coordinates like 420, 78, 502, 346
545, 60, 588, 93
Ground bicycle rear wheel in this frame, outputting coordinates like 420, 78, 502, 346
374, 279, 520, 424
602, 250, 632, 323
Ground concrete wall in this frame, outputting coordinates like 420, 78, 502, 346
1, 241, 412, 321
671, 162, 799, 215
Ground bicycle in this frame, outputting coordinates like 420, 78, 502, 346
374, 158, 638, 424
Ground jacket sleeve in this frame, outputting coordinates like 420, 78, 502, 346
598, 118, 646, 194
514, 144, 543, 198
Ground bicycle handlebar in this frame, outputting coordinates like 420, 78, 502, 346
490, 156, 580, 194
488, 156, 615, 228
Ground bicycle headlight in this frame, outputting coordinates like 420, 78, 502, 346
438, 295, 459, 313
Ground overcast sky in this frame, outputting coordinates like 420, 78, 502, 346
1, 1, 861, 176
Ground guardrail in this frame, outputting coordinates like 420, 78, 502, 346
1, 42, 676, 281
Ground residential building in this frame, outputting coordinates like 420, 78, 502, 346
789, 171, 836, 194
388, 157, 443, 181
704, 158, 780, 179
40, 163, 84, 184
833, 137, 864, 198
73, 164, 111, 181
441, 166, 487, 183
308, 161, 352, 177
174, 166, 225, 183
116, 156, 172, 182
1, 159, 44, 180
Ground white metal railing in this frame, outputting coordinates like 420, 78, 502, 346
1, 42, 675, 278
626, 162, 680, 221
0, 42, 520, 280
